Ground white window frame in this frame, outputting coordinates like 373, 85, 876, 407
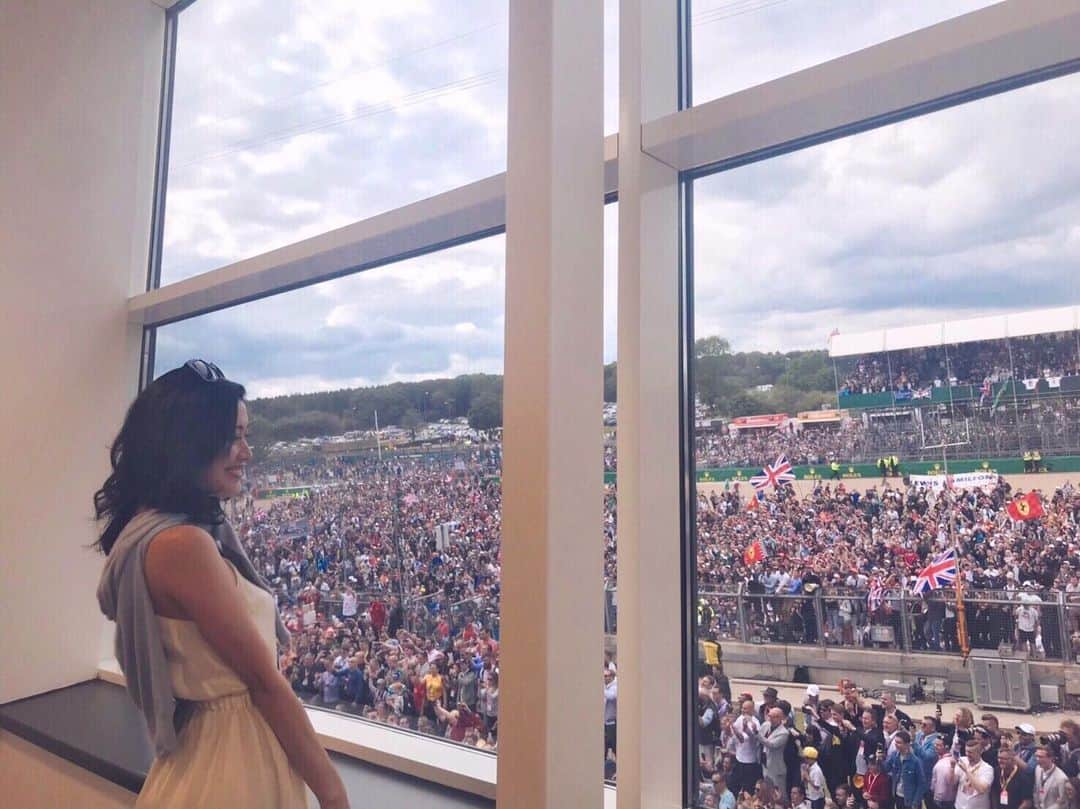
124, 2, 1080, 807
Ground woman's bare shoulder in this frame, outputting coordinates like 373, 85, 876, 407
144, 524, 220, 618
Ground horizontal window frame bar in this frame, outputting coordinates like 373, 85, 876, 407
133, 0, 1080, 328
129, 135, 618, 327
643, 0, 1080, 174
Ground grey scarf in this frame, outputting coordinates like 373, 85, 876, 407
97, 510, 288, 756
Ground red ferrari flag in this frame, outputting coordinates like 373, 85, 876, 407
743, 540, 766, 566
1006, 492, 1044, 522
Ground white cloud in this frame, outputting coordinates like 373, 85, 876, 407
157, 1, 1080, 400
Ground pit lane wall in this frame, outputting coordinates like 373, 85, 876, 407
712, 641, 1078, 703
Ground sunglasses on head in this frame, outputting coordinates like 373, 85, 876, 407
184, 358, 225, 382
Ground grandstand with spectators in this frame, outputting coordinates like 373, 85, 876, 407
693, 307, 1080, 473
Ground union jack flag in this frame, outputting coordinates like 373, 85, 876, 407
911, 548, 958, 595
750, 453, 796, 491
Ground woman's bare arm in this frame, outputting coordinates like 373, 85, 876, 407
145, 525, 348, 808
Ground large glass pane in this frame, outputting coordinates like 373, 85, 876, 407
160, 0, 618, 286
691, 1, 997, 106
156, 236, 506, 753
689, 73, 1080, 806
601, 203, 619, 783
153, 203, 619, 759
162, 2, 509, 284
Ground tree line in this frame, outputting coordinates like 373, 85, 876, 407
247, 339, 836, 448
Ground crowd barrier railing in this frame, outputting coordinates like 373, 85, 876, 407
698, 584, 1077, 662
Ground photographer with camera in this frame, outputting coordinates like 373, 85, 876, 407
1053, 722, 1080, 778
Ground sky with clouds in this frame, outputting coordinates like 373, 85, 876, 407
155, 0, 1080, 399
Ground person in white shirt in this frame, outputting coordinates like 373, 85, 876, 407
731, 699, 762, 796
341, 587, 357, 618
884, 714, 902, 758
803, 746, 826, 809
956, 740, 994, 809
603, 669, 618, 761
1033, 746, 1068, 809
930, 736, 959, 809
1015, 601, 1040, 654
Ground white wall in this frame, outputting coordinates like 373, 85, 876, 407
0, 0, 164, 704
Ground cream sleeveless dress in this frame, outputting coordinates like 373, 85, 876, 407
136, 558, 312, 808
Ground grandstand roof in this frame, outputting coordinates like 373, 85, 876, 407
827, 305, 1080, 358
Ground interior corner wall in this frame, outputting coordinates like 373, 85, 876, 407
0, 0, 164, 703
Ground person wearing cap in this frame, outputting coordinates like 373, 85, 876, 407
884, 730, 929, 809
802, 747, 827, 809
758, 686, 781, 722
971, 725, 998, 768
1017, 726, 1040, 772
800, 685, 821, 733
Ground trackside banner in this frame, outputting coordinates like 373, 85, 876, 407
909, 471, 999, 492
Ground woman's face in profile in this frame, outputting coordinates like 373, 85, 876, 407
203, 400, 252, 499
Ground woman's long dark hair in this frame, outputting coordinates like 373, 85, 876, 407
93, 364, 246, 554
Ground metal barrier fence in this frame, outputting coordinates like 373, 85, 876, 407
1064, 593, 1080, 664
698, 585, 1077, 662
295, 590, 499, 640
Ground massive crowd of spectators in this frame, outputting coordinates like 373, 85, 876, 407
230, 431, 1080, 774
687, 397, 1080, 470
696, 425, 865, 468
837, 334, 1080, 397
693, 677, 1080, 809
696, 479, 1080, 660
236, 451, 503, 751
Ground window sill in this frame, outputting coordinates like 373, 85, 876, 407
97, 659, 500, 799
